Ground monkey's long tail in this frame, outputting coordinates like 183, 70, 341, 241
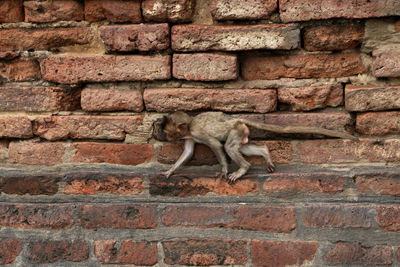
241, 120, 358, 140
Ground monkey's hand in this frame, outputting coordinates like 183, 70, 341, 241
161, 170, 173, 179
216, 171, 228, 179
266, 162, 275, 173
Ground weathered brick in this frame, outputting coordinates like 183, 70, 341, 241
0, 0, 23, 23
81, 88, 144, 112
78, 204, 157, 229
280, 0, 400, 22
172, 24, 300, 51
84, 0, 141, 23
150, 175, 259, 197
247, 140, 293, 164
0, 116, 32, 138
0, 204, 73, 229
0, 239, 22, 265
373, 49, 400, 77
173, 53, 237, 81
94, 240, 157, 265
162, 205, 296, 232
64, 173, 142, 195
242, 53, 365, 80
41, 55, 171, 84
163, 239, 247, 265
9, 142, 65, 166
100, 24, 169, 52
0, 174, 59, 195
73, 143, 154, 165
304, 24, 364, 51
252, 241, 318, 267
144, 88, 276, 113
0, 28, 90, 51
24, 0, 84, 22
28, 241, 89, 264
0, 86, 80, 112
0, 141, 7, 162
33, 115, 144, 141
0, 51, 18, 60
326, 242, 393, 265
142, 0, 195, 22
210, 0, 277, 20
278, 84, 343, 111
0, 59, 41, 82
356, 111, 400, 136
297, 139, 400, 164
356, 172, 400, 196
376, 206, 400, 231
263, 172, 344, 194
303, 205, 372, 228
345, 85, 400, 112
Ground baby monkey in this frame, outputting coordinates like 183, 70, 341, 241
161, 111, 357, 182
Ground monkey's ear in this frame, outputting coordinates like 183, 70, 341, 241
177, 123, 187, 131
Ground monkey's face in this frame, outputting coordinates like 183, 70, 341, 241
163, 122, 187, 141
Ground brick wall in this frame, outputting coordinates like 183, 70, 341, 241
0, 0, 400, 266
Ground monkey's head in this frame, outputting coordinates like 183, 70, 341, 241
163, 111, 192, 141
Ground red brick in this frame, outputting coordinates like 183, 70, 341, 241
0, 239, 22, 264
78, 204, 157, 229
144, 88, 276, 113
0, 86, 80, 112
280, 0, 400, 22
373, 49, 400, 77
346, 85, 400, 112
163, 239, 247, 265
304, 24, 364, 51
64, 173, 143, 195
0, 116, 32, 138
24, 0, 84, 22
247, 140, 293, 164
142, 0, 195, 22
73, 143, 154, 165
303, 205, 372, 228
252, 241, 318, 267
172, 24, 299, 51
0, 141, 7, 162
33, 115, 144, 141
242, 53, 365, 80
278, 84, 343, 111
41, 55, 171, 84
0, 51, 18, 60
263, 172, 344, 194
356, 172, 400, 196
0, 204, 74, 229
356, 111, 400, 135
376, 206, 400, 231
0, 59, 41, 82
81, 88, 144, 112
210, 0, 277, 20
326, 242, 393, 265
162, 205, 296, 233
297, 139, 400, 164
28, 241, 89, 264
0, 28, 90, 51
173, 53, 238, 81
0, 0, 23, 23
150, 175, 259, 197
84, 0, 141, 23
9, 142, 65, 166
0, 174, 59, 195
100, 24, 169, 52
94, 240, 157, 265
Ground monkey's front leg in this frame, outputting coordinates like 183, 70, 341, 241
162, 139, 195, 178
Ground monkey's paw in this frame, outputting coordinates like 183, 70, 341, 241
216, 171, 227, 179
160, 171, 172, 179
266, 162, 275, 173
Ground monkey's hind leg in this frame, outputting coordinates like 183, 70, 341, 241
224, 129, 251, 183
240, 144, 275, 173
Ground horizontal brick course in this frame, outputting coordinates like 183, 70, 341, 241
376, 206, 400, 231
0, 175, 59, 196
173, 53, 238, 81
356, 111, 400, 136
144, 88, 276, 113
373, 49, 400, 77
84, 0, 142, 23
0, 116, 32, 138
41, 55, 171, 84
345, 85, 400, 111
142, 0, 195, 22
356, 172, 400, 196
242, 53, 365, 80
210, 0, 277, 20
172, 24, 300, 51
0, 59, 41, 82
280, 0, 400, 22
0, 0, 24, 23
0, 239, 22, 265
9, 142, 65, 166
100, 24, 169, 52
28, 241, 89, 264
24, 0, 84, 22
